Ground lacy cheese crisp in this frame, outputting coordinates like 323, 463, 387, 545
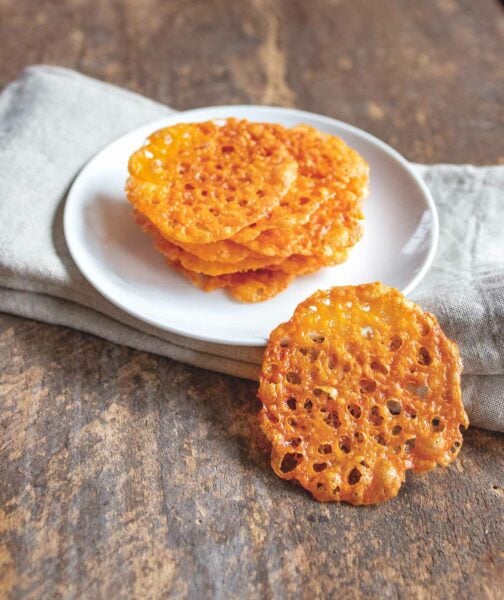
127, 119, 298, 244
258, 283, 468, 504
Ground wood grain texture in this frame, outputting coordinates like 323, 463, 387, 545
0, 0, 503, 163
0, 316, 503, 599
0, 0, 503, 598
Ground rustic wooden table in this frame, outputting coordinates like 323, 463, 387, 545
1, 1, 503, 598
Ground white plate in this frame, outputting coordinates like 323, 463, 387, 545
64, 106, 438, 346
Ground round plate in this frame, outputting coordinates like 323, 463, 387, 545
64, 106, 438, 346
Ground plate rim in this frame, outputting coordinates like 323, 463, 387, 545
64, 104, 439, 346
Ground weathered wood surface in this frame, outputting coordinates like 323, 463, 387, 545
0, 1, 503, 598
1, 0, 503, 164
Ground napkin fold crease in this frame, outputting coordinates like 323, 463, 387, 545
0, 66, 502, 432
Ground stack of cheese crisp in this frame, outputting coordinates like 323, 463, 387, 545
126, 118, 369, 302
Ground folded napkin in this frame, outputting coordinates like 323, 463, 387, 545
0, 66, 502, 432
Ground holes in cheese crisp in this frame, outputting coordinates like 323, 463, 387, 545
405, 438, 416, 452
289, 437, 301, 447
313, 462, 327, 472
343, 362, 352, 373
318, 444, 332, 454
354, 432, 365, 444
286, 371, 301, 384
369, 406, 384, 426
389, 335, 402, 351
431, 417, 445, 432
201, 190, 208, 197
362, 303, 371, 312
256, 189, 265, 197
348, 403, 362, 418
324, 411, 341, 429
286, 397, 297, 410
392, 425, 402, 436
360, 378, 377, 393
361, 326, 374, 338
328, 354, 338, 369
184, 183, 195, 191
300, 197, 309, 205
418, 347, 432, 366
299, 347, 319, 362
238, 199, 249, 207
339, 436, 352, 454
265, 411, 279, 424
404, 405, 417, 419
280, 452, 303, 473
451, 441, 461, 453
371, 361, 388, 375
348, 468, 361, 485
279, 337, 290, 348
375, 434, 387, 446
315, 385, 338, 399
308, 331, 325, 343
221, 145, 235, 153
387, 399, 402, 415
304, 399, 313, 411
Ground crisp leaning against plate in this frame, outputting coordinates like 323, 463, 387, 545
64, 106, 438, 346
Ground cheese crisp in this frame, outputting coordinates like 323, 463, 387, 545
127, 119, 298, 244
258, 283, 468, 504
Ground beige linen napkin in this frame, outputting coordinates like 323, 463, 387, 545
0, 66, 502, 431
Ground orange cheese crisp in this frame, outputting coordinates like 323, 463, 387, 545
258, 283, 468, 504
232, 124, 368, 245
127, 118, 370, 301
147, 220, 286, 276
134, 210, 261, 264
240, 199, 364, 259
127, 119, 297, 244
166, 258, 295, 303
